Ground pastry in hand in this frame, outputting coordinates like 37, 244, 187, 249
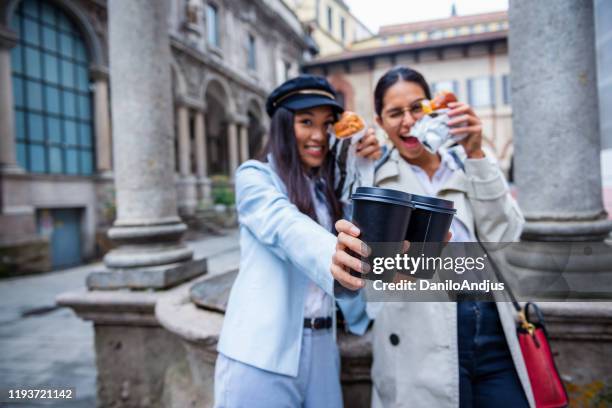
333, 111, 366, 138
431, 90, 458, 110
419, 91, 458, 114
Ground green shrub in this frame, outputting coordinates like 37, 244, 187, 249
210, 175, 235, 206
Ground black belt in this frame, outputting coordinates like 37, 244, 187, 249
304, 317, 333, 330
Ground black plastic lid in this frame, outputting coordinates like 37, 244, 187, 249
409, 193, 456, 214
351, 187, 413, 207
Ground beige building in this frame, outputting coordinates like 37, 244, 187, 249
304, 11, 514, 175
284, 0, 371, 56
0, 0, 310, 273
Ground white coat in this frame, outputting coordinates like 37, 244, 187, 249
370, 147, 536, 408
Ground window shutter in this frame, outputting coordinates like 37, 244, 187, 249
503, 75, 511, 105
489, 76, 496, 107
467, 79, 473, 106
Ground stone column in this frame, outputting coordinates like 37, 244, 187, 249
507, 0, 612, 296
91, 66, 113, 175
0, 27, 22, 174
177, 105, 191, 177
194, 109, 212, 205
176, 103, 197, 215
239, 123, 249, 163
58, 2, 207, 407
87, 0, 205, 288
503, 5, 612, 394
261, 116, 270, 150
509, 0, 612, 241
227, 119, 239, 179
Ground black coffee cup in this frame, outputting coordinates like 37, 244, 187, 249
350, 187, 414, 280
404, 194, 456, 278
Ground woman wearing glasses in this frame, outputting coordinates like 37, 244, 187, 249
331, 67, 534, 408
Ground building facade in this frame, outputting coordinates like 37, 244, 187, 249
284, 0, 371, 56
304, 6, 612, 218
304, 11, 514, 176
0, 0, 309, 273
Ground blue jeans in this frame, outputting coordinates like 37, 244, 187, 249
214, 328, 342, 408
457, 301, 529, 408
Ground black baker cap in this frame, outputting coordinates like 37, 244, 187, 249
265, 74, 344, 118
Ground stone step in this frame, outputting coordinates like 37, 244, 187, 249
206, 248, 240, 277
186, 229, 239, 261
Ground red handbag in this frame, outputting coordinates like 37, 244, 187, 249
476, 241, 570, 408
516, 302, 569, 408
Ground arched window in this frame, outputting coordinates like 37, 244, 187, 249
11, 0, 94, 175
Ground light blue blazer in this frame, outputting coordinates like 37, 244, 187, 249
217, 159, 370, 377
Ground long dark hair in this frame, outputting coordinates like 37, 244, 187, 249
260, 107, 343, 227
374, 66, 432, 116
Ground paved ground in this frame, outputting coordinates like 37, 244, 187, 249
0, 230, 240, 408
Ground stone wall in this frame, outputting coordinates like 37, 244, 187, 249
0, 235, 50, 276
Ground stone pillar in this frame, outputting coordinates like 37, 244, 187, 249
227, 120, 239, 179
506, 9, 612, 400
261, 116, 270, 150
176, 103, 197, 215
177, 105, 191, 177
58, 2, 207, 407
87, 0, 205, 288
239, 123, 249, 163
507, 0, 612, 296
0, 27, 22, 174
509, 0, 612, 241
91, 66, 113, 175
194, 109, 212, 205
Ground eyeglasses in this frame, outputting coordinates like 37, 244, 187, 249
381, 100, 427, 126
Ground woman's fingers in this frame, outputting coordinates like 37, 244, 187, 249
445, 102, 483, 156
357, 144, 382, 160
357, 129, 382, 156
447, 102, 475, 117
447, 114, 477, 127
335, 219, 360, 237
450, 125, 482, 136
337, 232, 370, 257
332, 220, 370, 290
332, 245, 370, 273
331, 263, 364, 290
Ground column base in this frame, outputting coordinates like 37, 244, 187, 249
95, 170, 115, 181
505, 241, 612, 299
176, 175, 198, 216
104, 243, 193, 268
87, 257, 207, 290
521, 219, 612, 241
197, 177, 213, 207
56, 285, 193, 408
0, 163, 25, 175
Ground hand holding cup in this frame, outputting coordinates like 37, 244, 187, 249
331, 219, 370, 291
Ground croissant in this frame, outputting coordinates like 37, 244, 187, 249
333, 111, 366, 138
420, 91, 458, 115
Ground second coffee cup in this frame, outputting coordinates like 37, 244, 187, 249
404, 194, 456, 278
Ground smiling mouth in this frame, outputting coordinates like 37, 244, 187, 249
304, 145, 325, 156
399, 135, 421, 148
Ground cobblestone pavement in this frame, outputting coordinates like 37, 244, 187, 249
0, 230, 240, 407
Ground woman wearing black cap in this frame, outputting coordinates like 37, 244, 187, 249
330, 66, 534, 408
213, 74, 380, 407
